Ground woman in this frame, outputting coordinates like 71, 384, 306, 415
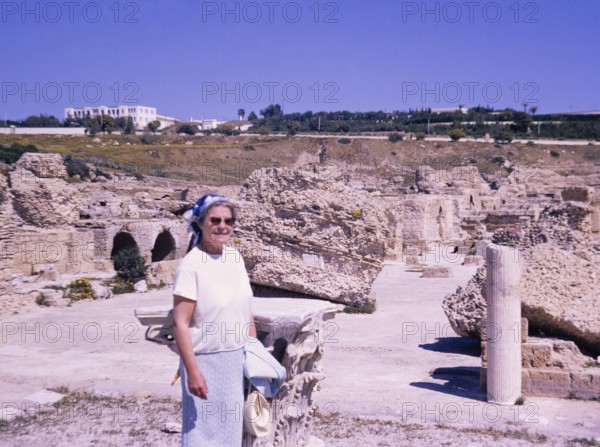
172, 194, 256, 446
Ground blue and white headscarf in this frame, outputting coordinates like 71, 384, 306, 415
182, 194, 230, 248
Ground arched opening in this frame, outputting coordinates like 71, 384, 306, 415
111, 232, 138, 258
151, 231, 176, 262
111, 232, 141, 272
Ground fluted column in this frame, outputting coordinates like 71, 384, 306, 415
486, 244, 522, 405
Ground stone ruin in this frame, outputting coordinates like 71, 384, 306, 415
443, 200, 600, 399
1, 152, 598, 312
0, 154, 403, 311
1, 150, 599, 412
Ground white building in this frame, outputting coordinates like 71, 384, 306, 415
155, 114, 179, 129
188, 118, 221, 130
64, 105, 158, 129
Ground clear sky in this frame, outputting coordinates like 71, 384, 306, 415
2, 0, 599, 121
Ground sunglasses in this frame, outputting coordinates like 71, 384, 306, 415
208, 217, 236, 226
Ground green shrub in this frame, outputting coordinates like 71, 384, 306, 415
140, 133, 161, 145
107, 277, 135, 295
64, 155, 90, 179
388, 133, 403, 143
0, 142, 39, 164
338, 138, 352, 145
112, 246, 147, 282
415, 132, 426, 140
343, 300, 376, 314
242, 145, 256, 151
449, 129, 465, 141
67, 278, 97, 301
493, 131, 514, 144
550, 150, 560, 158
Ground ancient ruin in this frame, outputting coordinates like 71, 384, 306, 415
1, 145, 599, 446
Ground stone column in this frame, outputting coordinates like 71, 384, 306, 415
485, 244, 522, 405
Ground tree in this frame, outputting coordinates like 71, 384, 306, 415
23, 114, 61, 127
388, 133, 403, 142
147, 120, 161, 134
260, 104, 283, 119
124, 117, 135, 135
112, 246, 147, 282
248, 111, 258, 121
510, 112, 532, 134
286, 121, 300, 136
449, 128, 465, 141
237, 109, 245, 121
216, 123, 241, 136
177, 123, 199, 135
87, 114, 114, 134
493, 131, 514, 144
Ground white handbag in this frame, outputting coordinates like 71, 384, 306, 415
242, 338, 286, 438
243, 389, 271, 437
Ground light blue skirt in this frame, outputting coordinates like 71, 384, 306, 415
180, 347, 244, 447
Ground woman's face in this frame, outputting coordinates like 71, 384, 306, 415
198, 205, 235, 253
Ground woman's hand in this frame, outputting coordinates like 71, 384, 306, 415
187, 369, 208, 400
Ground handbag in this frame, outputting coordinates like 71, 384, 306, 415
242, 338, 286, 438
243, 388, 271, 437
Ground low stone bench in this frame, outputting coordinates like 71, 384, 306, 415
135, 297, 341, 447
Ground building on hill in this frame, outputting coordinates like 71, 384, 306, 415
187, 118, 221, 130
65, 105, 158, 129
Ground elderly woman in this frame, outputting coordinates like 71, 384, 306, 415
172, 194, 256, 446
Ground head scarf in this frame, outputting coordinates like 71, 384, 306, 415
182, 194, 229, 248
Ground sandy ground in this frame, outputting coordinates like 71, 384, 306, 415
1, 253, 599, 446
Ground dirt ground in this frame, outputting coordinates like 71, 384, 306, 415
1, 253, 599, 446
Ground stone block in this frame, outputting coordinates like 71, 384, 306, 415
40, 269, 60, 281
91, 282, 112, 299
522, 342, 553, 368
569, 371, 600, 399
421, 266, 453, 278
526, 369, 571, 398
463, 255, 484, 266
134, 280, 148, 293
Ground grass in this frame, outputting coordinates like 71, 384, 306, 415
2, 134, 596, 187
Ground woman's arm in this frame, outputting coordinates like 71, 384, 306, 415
173, 294, 208, 399
249, 313, 257, 338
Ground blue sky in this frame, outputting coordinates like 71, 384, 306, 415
2, 0, 599, 121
